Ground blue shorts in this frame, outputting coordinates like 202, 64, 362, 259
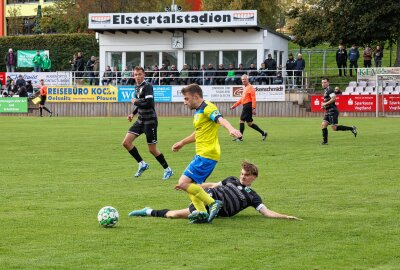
183, 155, 218, 184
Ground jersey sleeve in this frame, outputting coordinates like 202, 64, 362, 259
250, 87, 257, 108
221, 176, 240, 186
251, 192, 263, 210
205, 103, 222, 123
134, 84, 154, 109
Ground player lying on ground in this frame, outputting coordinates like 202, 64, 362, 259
129, 161, 302, 223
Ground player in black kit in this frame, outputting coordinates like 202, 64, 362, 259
321, 77, 358, 145
128, 161, 301, 223
122, 66, 173, 180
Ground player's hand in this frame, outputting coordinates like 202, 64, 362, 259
252, 108, 256, 115
230, 106, 234, 110
230, 129, 242, 138
131, 98, 136, 104
172, 141, 184, 152
174, 184, 184, 191
286, 216, 302, 221
127, 114, 133, 122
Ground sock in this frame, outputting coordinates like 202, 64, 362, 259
336, 125, 353, 131
187, 183, 215, 206
239, 123, 245, 139
39, 107, 43, 116
128, 146, 143, 163
155, 153, 168, 169
250, 123, 264, 135
189, 194, 207, 212
150, 209, 170, 218
322, 128, 328, 143
43, 106, 51, 113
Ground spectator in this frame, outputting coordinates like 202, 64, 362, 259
257, 63, 268, 85
151, 65, 159, 85
7, 80, 18, 96
189, 65, 202, 85
273, 72, 284, 85
334, 86, 342, 95
235, 63, 246, 85
102, 65, 113, 85
32, 50, 43, 72
160, 63, 169, 85
15, 75, 26, 88
225, 63, 236, 85
285, 53, 296, 88
294, 53, 305, 88
121, 67, 131, 85
363, 44, 373, 68
179, 64, 190, 85
336, 44, 347, 77
111, 66, 120, 85
144, 67, 153, 84
264, 54, 277, 84
86, 56, 96, 85
215, 64, 227, 85
17, 86, 28, 97
26, 80, 34, 97
6, 76, 12, 87
69, 54, 77, 71
41, 54, 52, 72
348, 44, 360, 77
204, 63, 215, 85
168, 64, 179, 85
248, 63, 258, 84
4, 48, 17, 72
374, 45, 383, 67
75, 52, 85, 81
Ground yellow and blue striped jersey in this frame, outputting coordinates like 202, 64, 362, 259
193, 100, 222, 161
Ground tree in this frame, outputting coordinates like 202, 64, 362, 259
288, 0, 400, 66
7, 6, 23, 36
201, 0, 282, 29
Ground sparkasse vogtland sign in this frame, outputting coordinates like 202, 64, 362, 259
88, 10, 257, 29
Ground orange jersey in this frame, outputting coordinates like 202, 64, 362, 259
232, 84, 256, 109
40, 85, 47, 96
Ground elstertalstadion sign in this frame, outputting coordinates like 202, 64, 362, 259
88, 10, 257, 29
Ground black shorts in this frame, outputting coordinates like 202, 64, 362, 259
40, 96, 46, 105
240, 103, 253, 122
323, 109, 339, 125
128, 121, 158, 144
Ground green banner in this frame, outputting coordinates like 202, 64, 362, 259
0, 98, 28, 113
17, 50, 49, 68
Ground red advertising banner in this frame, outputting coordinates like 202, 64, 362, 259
311, 95, 400, 112
0, 72, 6, 86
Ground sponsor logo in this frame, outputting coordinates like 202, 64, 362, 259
91, 16, 111, 24
232, 86, 244, 97
233, 12, 255, 21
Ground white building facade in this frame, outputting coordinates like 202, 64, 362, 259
88, 10, 290, 72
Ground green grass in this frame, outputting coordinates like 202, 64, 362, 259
1, 116, 399, 269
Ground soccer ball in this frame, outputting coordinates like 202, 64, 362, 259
97, 206, 119, 227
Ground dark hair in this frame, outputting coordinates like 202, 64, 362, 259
241, 160, 258, 177
321, 77, 330, 82
134, 66, 145, 73
181, 84, 203, 98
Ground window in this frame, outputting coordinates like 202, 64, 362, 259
110, 52, 122, 71
222, 51, 238, 67
144, 52, 159, 69
241, 50, 257, 69
185, 51, 200, 69
162, 51, 177, 69
6, 16, 35, 35
126, 52, 141, 70
204, 51, 219, 67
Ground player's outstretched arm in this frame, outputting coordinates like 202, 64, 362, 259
172, 132, 196, 152
259, 206, 302, 221
217, 117, 242, 138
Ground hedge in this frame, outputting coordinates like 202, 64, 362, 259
0, 33, 99, 72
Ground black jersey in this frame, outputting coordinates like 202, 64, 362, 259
323, 87, 338, 111
205, 176, 264, 217
133, 81, 157, 124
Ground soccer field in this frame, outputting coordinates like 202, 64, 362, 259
1, 116, 399, 270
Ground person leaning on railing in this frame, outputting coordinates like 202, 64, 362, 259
225, 64, 236, 85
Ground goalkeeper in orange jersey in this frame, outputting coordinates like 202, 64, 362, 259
231, 74, 267, 142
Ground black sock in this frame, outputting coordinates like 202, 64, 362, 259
150, 209, 170, 218
239, 123, 245, 139
322, 128, 328, 143
250, 123, 264, 135
43, 106, 51, 113
156, 153, 168, 169
336, 125, 353, 131
128, 146, 143, 163
39, 107, 43, 116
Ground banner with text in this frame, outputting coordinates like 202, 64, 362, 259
311, 95, 400, 112
47, 85, 118, 102
17, 50, 50, 68
0, 97, 28, 113
357, 67, 400, 82
7, 72, 72, 89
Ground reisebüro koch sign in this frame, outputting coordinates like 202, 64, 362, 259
88, 10, 257, 29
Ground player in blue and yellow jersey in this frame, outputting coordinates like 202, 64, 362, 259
172, 84, 242, 223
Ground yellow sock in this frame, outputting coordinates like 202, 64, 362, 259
188, 194, 207, 212
187, 183, 215, 206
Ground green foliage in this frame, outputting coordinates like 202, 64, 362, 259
1, 116, 400, 269
0, 33, 99, 72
